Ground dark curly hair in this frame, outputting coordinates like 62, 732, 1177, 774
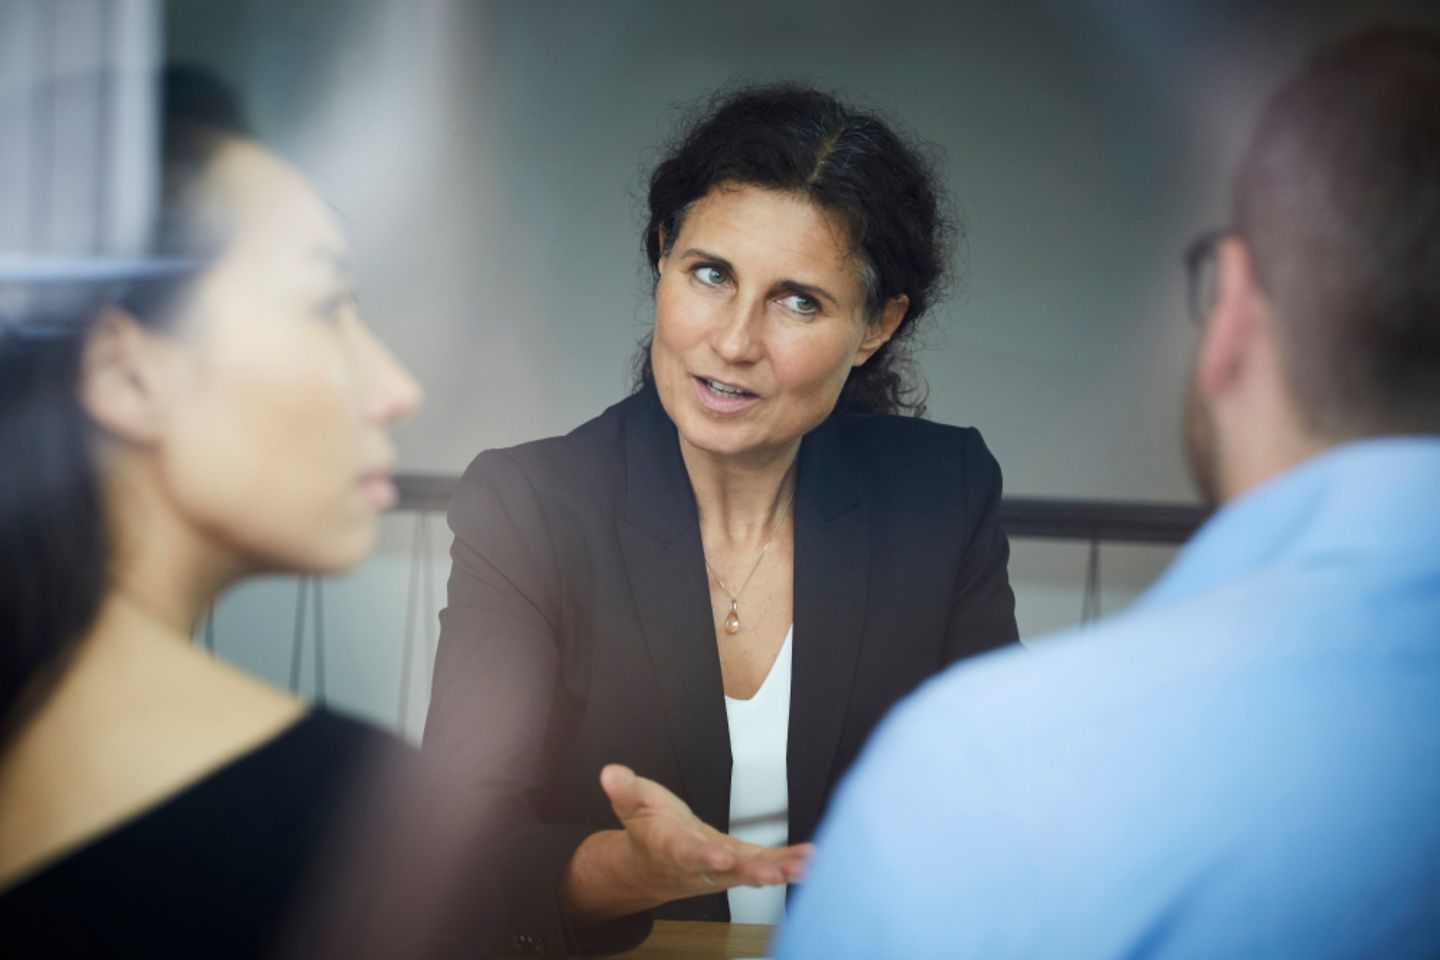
634, 82, 957, 417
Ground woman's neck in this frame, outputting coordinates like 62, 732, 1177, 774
101, 459, 245, 639
679, 435, 800, 546
61, 569, 231, 705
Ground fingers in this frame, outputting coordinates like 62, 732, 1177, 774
785, 842, 817, 882
702, 838, 811, 889
602, 764, 697, 823
702, 845, 736, 872
596, 766, 815, 897
666, 832, 732, 882
599, 764, 646, 820
731, 862, 790, 887
746, 841, 812, 885
668, 834, 776, 890
599, 763, 635, 793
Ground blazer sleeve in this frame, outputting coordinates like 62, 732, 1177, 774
423, 450, 650, 957
944, 429, 1021, 662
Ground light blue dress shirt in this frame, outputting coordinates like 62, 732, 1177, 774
777, 439, 1440, 959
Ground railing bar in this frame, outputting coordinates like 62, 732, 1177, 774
392, 474, 1211, 545
313, 578, 326, 705
289, 576, 309, 694
397, 511, 425, 730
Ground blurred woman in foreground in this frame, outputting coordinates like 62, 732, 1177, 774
0, 73, 491, 958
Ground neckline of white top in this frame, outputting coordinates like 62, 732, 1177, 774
724, 626, 794, 705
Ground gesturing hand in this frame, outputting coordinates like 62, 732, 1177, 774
600, 764, 813, 902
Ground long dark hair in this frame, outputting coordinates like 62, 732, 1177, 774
0, 327, 109, 730
635, 82, 957, 417
0, 66, 244, 734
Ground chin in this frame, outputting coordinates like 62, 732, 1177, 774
674, 410, 760, 458
320, 522, 378, 573
272, 521, 378, 577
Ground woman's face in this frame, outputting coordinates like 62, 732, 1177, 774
138, 139, 421, 575
651, 183, 899, 463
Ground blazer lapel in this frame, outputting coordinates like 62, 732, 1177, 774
616, 386, 732, 831
788, 415, 870, 842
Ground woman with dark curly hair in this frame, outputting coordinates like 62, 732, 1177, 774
425, 83, 1018, 955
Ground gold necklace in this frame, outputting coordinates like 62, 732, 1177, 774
703, 476, 796, 636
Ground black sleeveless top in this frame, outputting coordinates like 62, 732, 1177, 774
0, 710, 492, 958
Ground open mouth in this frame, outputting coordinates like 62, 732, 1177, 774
692, 375, 760, 413
700, 377, 755, 399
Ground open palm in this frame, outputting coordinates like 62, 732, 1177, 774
600, 764, 813, 901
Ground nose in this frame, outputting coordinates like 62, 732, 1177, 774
711, 296, 764, 365
357, 323, 423, 426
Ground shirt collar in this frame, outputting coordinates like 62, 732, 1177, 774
1137, 437, 1440, 611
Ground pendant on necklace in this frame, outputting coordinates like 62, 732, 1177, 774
723, 601, 742, 635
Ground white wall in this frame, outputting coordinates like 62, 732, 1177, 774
166, 0, 1440, 736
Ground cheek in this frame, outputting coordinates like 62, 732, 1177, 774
653, 281, 703, 354
161, 367, 375, 573
651, 280, 713, 393
772, 325, 863, 401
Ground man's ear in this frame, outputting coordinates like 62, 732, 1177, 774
1195, 238, 1266, 401
854, 294, 909, 367
78, 307, 178, 445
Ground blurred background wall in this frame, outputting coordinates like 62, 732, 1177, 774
160, 0, 1440, 736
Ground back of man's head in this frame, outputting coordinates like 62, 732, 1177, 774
1234, 27, 1440, 440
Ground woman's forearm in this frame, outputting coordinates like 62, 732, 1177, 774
558, 829, 667, 928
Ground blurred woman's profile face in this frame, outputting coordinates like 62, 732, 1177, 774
650, 183, 896, 462
135, 137, 421, 574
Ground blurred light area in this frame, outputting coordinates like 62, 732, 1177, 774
212, 512, 453, 738
0, 0, 161, 317
178, 0, 458, 242
110, 0, 1440, 732
163, 0, 506, 472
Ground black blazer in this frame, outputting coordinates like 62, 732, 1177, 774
424, 384, 1017, 956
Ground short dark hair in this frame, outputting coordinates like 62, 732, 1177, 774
0, 66, 247, 733
1234, 26, 1440, 438
636, 82, 957, 417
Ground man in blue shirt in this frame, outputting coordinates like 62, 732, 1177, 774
777, 28, 1440, 959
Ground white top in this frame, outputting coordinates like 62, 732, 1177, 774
724, 625, 793, 925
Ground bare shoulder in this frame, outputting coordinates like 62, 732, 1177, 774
0, 631, 305, 888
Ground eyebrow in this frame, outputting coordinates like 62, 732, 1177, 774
678, 247, 841, 307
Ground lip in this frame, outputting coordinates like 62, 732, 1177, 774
358, 466, 398, 510
691, 375, 761, 415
